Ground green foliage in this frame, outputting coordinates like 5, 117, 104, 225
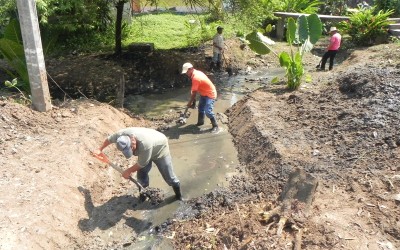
37, 0, 112, 32
0, 19, 29, 92
278, 0, 323, 14
225, 0, 280, 30
185, 20, 201, 47
0, 0, 116, 54
184, 17, 216, 47
245, 31, 274, 55
279, 51, 304, 89
374, 0, 400, 17
0, 0, 16, 30
319, 0, 347, 15
207, 0, 224, 20
245, 14, 322, 90
35, 0, 115, 54
123, 13, 224, 49
4, 78, 31, 104
337, 7, 394, 46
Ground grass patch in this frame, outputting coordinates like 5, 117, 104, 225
122, 13, 250, 50
137, 0, 208, 8
123, 13, 214, 49
52, 11, 252, 54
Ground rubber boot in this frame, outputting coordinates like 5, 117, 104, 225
139, 193, 147, 202
196, 113, 205, 126
209, 61, 215, 71
210, 117, 219, 133
172, 183, 182, 200
216, 61, 221, 71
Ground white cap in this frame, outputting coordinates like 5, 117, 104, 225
181, 62, 193, 74
330, 27, 337, 32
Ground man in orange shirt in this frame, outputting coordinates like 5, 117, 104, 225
181, 62, 219, 133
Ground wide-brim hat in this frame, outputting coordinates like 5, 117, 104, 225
330, 27, 338, 32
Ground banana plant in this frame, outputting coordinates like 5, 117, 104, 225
245, 14, 322, 90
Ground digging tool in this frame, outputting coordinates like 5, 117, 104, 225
90, 151, 144, 191
176, 98, 195, 124
222, 53, 233, 76
177, 106, 189, 124
316, 58, 322, 69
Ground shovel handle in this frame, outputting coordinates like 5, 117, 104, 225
90, 151, 144, 191
108, 162, 144, 190
183, 106, 189, 116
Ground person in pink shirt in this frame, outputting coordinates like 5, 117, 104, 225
319, 27, 341, 71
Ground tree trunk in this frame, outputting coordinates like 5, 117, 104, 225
114, 1, 125, 55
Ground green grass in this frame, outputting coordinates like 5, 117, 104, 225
138, 0, 208, 8
122, 13, 249, 50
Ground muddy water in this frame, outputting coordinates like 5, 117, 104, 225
120, 68, 284, 249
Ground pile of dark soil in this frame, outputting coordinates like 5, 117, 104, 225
167, 61, 400, 249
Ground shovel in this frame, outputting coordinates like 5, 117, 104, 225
90, 151, 144, 192
316, 59, 322, 69
176, 98, 196, 125
222, 53, 233, 76
177, 106, 189, 124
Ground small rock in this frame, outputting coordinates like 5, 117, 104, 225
61, 111, 72, 118
386, 139, 397, 149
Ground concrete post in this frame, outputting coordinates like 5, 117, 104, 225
16, 0, 52, 112
276, 18, 285, 41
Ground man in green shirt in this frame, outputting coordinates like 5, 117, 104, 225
99, 127, 182, 200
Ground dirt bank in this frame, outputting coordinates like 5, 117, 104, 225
0, 39, 400, 250
43, 39, 261, 102
0, 99, 155, 249
168, 43, 400, 249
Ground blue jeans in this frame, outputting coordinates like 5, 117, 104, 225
136, 155, 180, 188
198, 96, 216, 119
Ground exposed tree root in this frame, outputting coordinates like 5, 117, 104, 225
260, 168, 318, 249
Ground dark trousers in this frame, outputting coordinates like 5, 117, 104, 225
321, 50, 338, 70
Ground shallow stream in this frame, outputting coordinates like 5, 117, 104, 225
109, 68, 284, 249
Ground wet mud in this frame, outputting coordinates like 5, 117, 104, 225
167, 65, 400, 249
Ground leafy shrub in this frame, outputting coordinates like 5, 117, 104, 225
0, 19, 29, 93
337, 7, 394, 46
374, 0, 400, 17
319, 0, 348, 15
245, 14, 322, 90
278, 0, 323, 14
225, 0, 280, 29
